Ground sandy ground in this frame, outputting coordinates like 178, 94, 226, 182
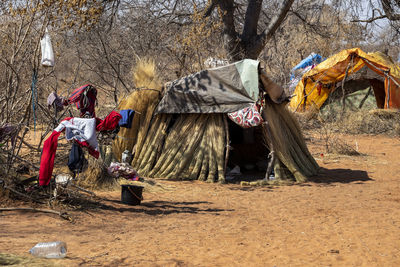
1, 133, 400, 266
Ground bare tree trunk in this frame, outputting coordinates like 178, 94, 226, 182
205, 0, 294, 61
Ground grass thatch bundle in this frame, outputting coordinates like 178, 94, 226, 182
113, 58, 162, 161
134, 114, 227, 183
132, 58, 163, 90
262, 98, 320, 182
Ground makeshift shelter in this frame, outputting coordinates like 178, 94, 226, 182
289, 48, 400, 112
113, 59, 319, 183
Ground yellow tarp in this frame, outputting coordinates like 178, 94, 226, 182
289, 48, 400, 112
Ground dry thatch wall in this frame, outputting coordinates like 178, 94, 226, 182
112, 89, 162, 161
112, 89, 228, 182
135, 114, 227, 182
113, 91, 319, 183
262, 98, 319, 182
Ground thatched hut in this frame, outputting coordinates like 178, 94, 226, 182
113, 59, 319, 183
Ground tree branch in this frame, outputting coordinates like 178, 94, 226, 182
203, 0, 218, 18
381, 0, 400, 20
0, 207, 71, 221
351, 15, 387, 23
251, 0, 294, 58
242, 0, 263, 42
262, 0, 295, 42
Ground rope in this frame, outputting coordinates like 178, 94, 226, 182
361, 57, 400, 108
31, 69, 38, 132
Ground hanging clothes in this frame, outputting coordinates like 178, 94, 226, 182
47, 92, 65, 112
39, 117, 98, 186
55, 117, 99, 158
68, 84, 97, 117
118, 109, 135, 129
38, 112, 122, 186
38, 131, 62, 186
68, 142, 87, 174
96, 111, 122, 131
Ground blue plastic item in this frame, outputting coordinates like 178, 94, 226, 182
290, 53, 324, 80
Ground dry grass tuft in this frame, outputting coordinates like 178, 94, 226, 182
240, 179, 295, 187
77, 158, 119, 191
132, 58, 163, 90
340, 109, 400, 136
327, 138, 361, 156
0, 253, 58, 267
298, 109, 400, 137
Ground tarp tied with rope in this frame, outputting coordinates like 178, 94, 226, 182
289, 48, 400, 111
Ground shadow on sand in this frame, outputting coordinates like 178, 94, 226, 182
309, 167, 372, 184
95, 200, 233, 216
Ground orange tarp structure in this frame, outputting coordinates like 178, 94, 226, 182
289, 48, 400, 111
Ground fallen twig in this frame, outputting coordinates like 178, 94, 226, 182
3, 149, 40, 170
16, 135, 40, 151
0, 207, 72, 221
70, 183, 96, 196
3, 185, 44, 204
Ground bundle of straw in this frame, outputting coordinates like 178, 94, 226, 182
112, 58, 162, 160
140, 114, 227, 182
262, 98, 319, 182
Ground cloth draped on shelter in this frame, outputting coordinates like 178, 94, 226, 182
155, 59, 260, 114
289, 48, 400, 111
228, 103, 263, 128
118, 109, 135, 129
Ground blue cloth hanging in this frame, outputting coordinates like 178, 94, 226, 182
118, 109, 135, 129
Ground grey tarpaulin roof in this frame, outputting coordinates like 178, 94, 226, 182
156, 59, 260, 114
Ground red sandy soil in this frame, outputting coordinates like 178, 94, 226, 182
1, 133, 400, 266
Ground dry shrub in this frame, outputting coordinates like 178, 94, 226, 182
294, 110, 323, 130
77, 158, 118, 191
297, 109, 400, 137
316, 119, 361, 156
326, 137, 361, 156
340, 109, 400, 136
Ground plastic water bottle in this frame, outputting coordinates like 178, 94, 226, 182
29, 241, 67, 258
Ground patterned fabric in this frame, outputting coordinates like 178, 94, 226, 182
107, 162, 140, 180
227, 103, 263, 128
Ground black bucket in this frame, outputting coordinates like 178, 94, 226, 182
121, 185, 144, 205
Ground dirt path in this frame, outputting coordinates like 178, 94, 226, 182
1, 134, 400, 266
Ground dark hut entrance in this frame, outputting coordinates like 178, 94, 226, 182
226, 119, 269, 181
